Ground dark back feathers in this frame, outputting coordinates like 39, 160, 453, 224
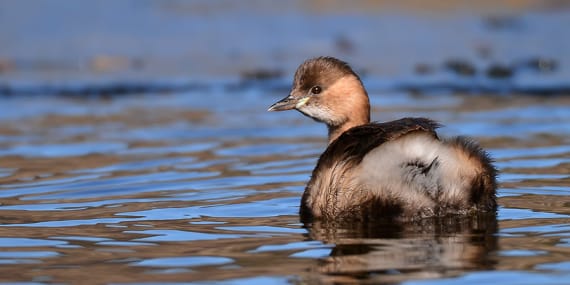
314, 117, 441, 171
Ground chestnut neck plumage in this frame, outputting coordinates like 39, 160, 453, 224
327, 114, 369, 143
324, 76, 371, 144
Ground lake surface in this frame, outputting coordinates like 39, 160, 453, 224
1, 1, 570, 284
0, 85, 569, 284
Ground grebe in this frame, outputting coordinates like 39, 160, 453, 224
268, 57, 497, 222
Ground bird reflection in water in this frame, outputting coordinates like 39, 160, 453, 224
302, 213, 498, 283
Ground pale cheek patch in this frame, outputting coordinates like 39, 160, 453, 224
298, 104, 337, 125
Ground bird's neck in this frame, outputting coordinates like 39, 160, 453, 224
327, 113, 369, 144
323, 75, 371, 144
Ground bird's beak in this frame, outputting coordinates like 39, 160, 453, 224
268, 94, 309, 112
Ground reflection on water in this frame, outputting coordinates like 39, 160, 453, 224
305, 214, 498, 284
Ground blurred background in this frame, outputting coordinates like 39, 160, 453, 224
1, 0, 569, 91
0, 1, 569, 284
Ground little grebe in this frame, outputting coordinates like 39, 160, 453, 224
268, 57, 497, 222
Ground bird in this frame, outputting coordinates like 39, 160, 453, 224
268, 56, 497, 222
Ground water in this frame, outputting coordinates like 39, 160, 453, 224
1, 1, 570, 284
0, 88, 568, 284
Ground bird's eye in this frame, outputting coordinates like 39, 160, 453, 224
311, 86, 322, 94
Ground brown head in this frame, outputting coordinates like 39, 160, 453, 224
268, 57, 371, 143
